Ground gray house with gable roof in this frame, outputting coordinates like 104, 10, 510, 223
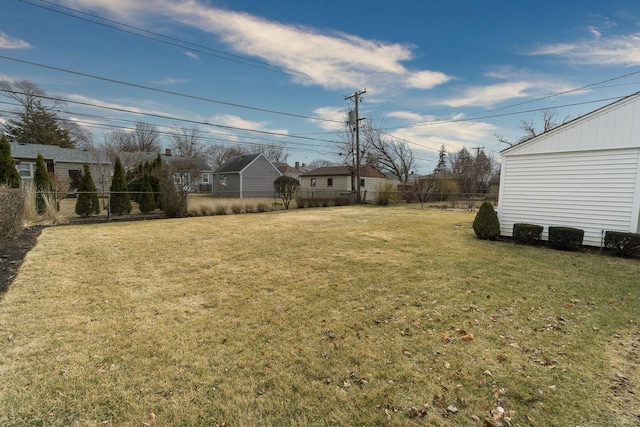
9, 142, 112, 193
212, 153, 281, 198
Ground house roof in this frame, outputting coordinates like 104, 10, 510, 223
9, 142, 110, 165
301, 165, 386, 178
501, 90, 640, 156
274, 162, 305, 176
214, 153, 263, 173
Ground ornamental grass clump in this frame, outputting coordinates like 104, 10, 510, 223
472, 201, 500, 240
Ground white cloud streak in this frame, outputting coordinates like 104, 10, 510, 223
210, 113, 289, 135
61, 0, 451, 92
0, 31, 30, 49
530, 33, 640, 66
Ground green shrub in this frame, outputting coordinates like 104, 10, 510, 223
0, 135, 20, 188
604, 231, 640, 257
75, 164, 100, 217
109, 157, 132, 215
472, 202, 500, 240
548, 226, 584, 251
137, 171, 156, 214
513, 223, 543, 244
33, 153, 52, 215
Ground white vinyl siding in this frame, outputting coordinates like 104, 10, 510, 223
499, 148, 640, 247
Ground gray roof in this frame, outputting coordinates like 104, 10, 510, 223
9, 142, 110, 165
214, 153, 263, 173
301, 165, 386, 178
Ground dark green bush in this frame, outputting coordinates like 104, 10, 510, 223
513, 223, 543, 244
548, 226, 584, 251
604, 231, 640, 257
75, 164, 101, 217
472, 202, 500, 240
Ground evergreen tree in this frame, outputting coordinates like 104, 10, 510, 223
138, 169, 156, 213
33, 153, 52, 214
0, 134, 20, 188
75, 163, 100, 216
3, 100, 74, 148
109, 157, 131, 215
473, 202, 500, 240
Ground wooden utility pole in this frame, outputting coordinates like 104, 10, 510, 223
346, 89, 366, 203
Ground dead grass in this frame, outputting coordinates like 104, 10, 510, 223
0, 206, 638, 426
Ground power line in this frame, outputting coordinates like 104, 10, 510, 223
0, 90, 342, 152
19, 0, 309, 80
0, 54, 341, 124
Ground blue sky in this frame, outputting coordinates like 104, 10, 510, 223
2, 0, 640, 172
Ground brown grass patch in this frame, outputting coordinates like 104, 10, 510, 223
0, 206, 638, 426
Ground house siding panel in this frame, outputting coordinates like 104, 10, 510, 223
241, 156, 280, 198
499, 148, 640, 246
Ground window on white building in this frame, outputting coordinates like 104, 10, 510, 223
202, 173, 210, 184
310, 178, 316, 187
17, 163, 33, 178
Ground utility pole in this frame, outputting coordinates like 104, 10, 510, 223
346, 89, 366, 203
471, 146, 485, 156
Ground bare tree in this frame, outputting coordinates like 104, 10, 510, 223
154, 159, 201, 217
169, 124, 203, 157
361, 119, 415, 184
448, 147, 495, 194
131, 121, 161, 152
203, 144, 248, 169
252, 142, 289, 163
496, 110, 569, 147
0, 80, 55, 115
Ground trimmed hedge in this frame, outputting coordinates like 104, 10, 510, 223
548, 226, 584, 251
604, 231, 640, 257
513, 223, 543, 244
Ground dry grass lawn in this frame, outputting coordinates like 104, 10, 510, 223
0, 206, 638, 426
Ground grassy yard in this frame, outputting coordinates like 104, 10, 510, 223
0, 206, 638, 426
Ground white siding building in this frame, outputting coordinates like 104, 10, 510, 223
498, 92, 640, 247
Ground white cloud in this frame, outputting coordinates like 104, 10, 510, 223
210, 113, 289, 135
184, 51, 199, 60
530, 33, 640, 66
152, 77, 189, 85
385, 111, 498, 155
61, 0, 450, 92
65, 94, 172, 118
0, 31, 30, 49
311, 106, 347, 131
442, 81, 534, 107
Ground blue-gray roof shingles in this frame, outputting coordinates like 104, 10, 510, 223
214, 153, 262, 173
9, 142, 110, 165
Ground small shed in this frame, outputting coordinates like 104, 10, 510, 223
497, 91, 640, 247
212, 153, 281, 198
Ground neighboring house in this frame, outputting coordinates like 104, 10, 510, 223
299, 165, 388, 202
9, 142, 112, 193
121, 148, 213, 192
497, 91, 640, 247
274, 161, 305, 181
212, 153, 281, 198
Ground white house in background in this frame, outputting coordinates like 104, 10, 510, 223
497, 91, 640, 247
299, 165, 388, 202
